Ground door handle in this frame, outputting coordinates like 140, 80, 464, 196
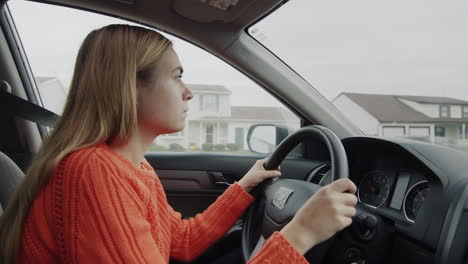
208, 171, 232, 187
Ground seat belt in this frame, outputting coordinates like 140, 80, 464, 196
0, 80, 58, 127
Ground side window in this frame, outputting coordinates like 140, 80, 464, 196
9, 1, 301, 155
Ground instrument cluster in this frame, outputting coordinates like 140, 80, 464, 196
357, 170, 430, 223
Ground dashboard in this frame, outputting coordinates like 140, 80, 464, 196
307, 136, 468, 264
312, 138, 438, 226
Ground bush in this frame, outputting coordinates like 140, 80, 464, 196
150, 144, 167, 151
169, 143, 185, 151
214, 144, 226, 151
226, 143, 240, 151
202, 143, 213, 151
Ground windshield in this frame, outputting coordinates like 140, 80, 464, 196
250, 0, 468, 151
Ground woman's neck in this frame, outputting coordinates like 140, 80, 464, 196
109, 128, 157, 168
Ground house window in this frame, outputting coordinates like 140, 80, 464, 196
205, 124, 214, 143
465, 125, 468, 139
440, 105, 450, 118
463, 106, 468, 118
435, 126, 445, 137
200, 95, 218, 112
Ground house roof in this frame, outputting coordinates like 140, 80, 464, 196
187, 84, 231, 94
339, 93, 468, 123
398, 95, 468, 104
201, 106, 297, 121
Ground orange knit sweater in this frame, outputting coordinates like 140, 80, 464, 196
19, 143, 308, 263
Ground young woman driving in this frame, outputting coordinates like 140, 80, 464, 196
0, 24, 357, 264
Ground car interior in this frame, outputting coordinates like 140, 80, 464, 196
2, 0, 468, 263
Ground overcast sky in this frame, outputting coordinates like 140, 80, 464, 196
8, 0, 468, 107
252, 0, 468, 100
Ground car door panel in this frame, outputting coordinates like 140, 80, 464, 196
145, 152, 323, 218
156, 169, 225, 217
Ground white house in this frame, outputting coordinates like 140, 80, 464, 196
157, 84, 299, 150
333, 93, 468, 144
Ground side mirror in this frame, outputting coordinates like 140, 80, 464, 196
247, 124, 290, 155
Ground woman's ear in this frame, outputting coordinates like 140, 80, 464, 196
136, 78, 152, 92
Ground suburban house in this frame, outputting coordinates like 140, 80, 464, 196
333, 93, 468, 144
158, 84, 299, 150
35, 77, 300, 151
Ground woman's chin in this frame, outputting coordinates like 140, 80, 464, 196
166, 124, 185, 134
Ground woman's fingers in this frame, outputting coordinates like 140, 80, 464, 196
336, 192, 358, 206
261, 170, 282, 180
340, 205, 357, 218
330, 178, 357, 194
339, 216, 353, 229
238, 159, 283, 192
256, 158, 281, 171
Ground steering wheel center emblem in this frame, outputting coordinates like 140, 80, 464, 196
272, 187, 294, 209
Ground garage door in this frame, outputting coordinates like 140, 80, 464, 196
409, 126, 430, 137
382, 126, 405, 137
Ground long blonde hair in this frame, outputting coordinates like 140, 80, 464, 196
0, 24, 172, 263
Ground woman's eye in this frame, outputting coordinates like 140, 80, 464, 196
176, 75, 183, 81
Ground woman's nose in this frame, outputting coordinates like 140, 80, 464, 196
184, 85, 193, 101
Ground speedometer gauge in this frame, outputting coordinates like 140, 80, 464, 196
404, 181, 429, 223
358, 171, 390, 208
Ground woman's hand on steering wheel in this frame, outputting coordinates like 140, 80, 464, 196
238, 159, 282, 193
279, 178, 358, 255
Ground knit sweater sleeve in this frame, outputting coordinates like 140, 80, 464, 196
69, 160, 166, 263
168, 182, 254, 261
247, 232, 309, 264
168, 182, 309, 263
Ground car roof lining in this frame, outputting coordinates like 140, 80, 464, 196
32, 0, 282, 51
173, 0, 260, 23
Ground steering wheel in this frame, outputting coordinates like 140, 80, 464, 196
242, 125, 349, 263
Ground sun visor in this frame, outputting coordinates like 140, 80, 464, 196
172, 0, 253, 23
200, 0, 240, 11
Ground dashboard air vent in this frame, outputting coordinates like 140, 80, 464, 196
310, 164, 331, 184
